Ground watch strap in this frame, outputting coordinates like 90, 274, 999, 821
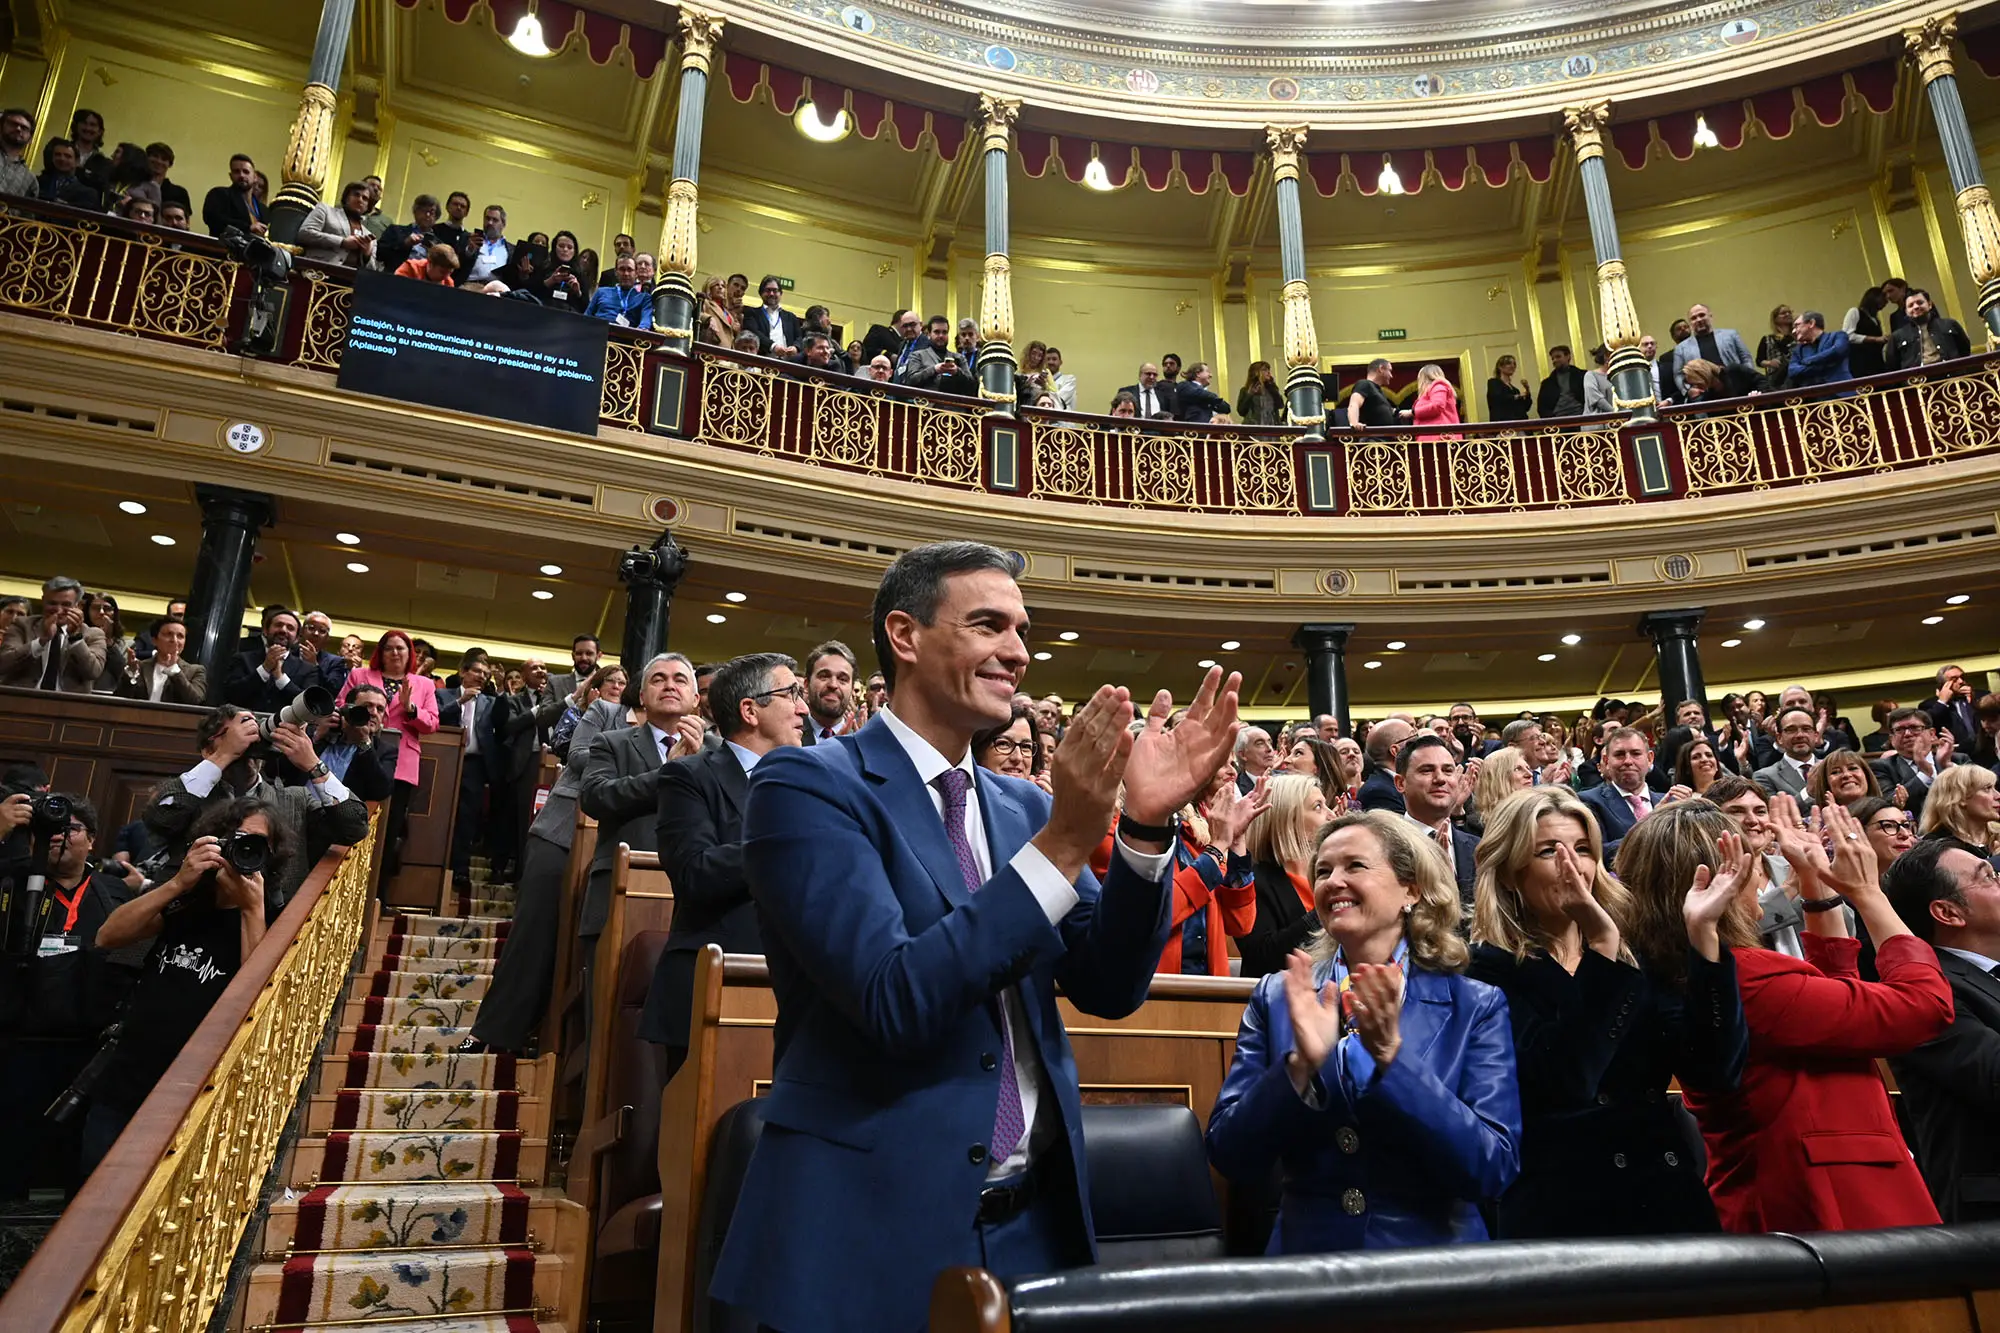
1117, 811, 1180, 843
1799, 893, 1848, 914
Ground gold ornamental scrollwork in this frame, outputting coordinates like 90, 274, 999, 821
1133, 434, 1197, 508
1447, 438, 1518, 509
1347, 439, 1414, 512
813, 388, 880, 467
661, 177, 699, 279
1904, 14, 1958, 86
1232, 438, 1298, 512
677, 7, 726, 74
1922, 363, 2000, 453
280, 82, 338, 193
1281, 278, 1318, 371
1678, 413, 1760, 493
1264, 123, 1308, 183
1554, 428, 1628, 502
917, 405, 981, 485
1031, 425, 1098, 499
1561, 99, 1613, 163
602, 340, 644, 427
0, 212, 83, 312
1596, 258, 1644, 351
979, 93, 1021, 153
1954, 184, 2000, 287
980, 251, 1015, 347
298, 271, 354, 371
699, 363, 771, 447
1794, 398, 1880, 474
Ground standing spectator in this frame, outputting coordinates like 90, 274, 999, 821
1118, 361, 1176, 420
1844, 286, 1893, 378
1042, 346, 1077, 409
37, 139, 99, 209
1582, 345, 1615, 413
1642, 335, 1677, 407
1397, 735, 1480, 908
1235, 773, 1330, 977
66, 108, 106, 174
440, 660, 500, 889
82, 593, 129, 693
745, 274, 802, 355
1412, 362, 1461, 432
598, 232, 635, 286
697, 274, 739, 345
1917, 765, 2000, 855
1174, 361, 1233, 423
896, 315, 957, 389
1890, 289, 1972, 369
1751, 708, 1821, 802
435, 190, 474, 266
220, 605, 320, 712
132, 598, 188, 662
1237, 360, 1285, 425
1486, 354, 1532, 421
1872, 707, 1959, 826
1346, 358, 1408, 429
0, 576, 105, 692
298, 181, 375, 268
200, 153, 265, 238
538, 230, 588, 310
335, 630, 439, 876
802, 639, 858, 740
375, 193, 442, 273
1658, 318, 1691, 402
460, 204, 512, 291
1671, 303, 1755, 396
0, 106, 35, 198
1785, 311, 1851, 388
585, 254, 652, 327
1922, 663, 1980, 754
1753, 304, 1796, 390
114, 617, 205, 704
1536, 345, 1586, 418
1575, 727, 1665, 853
299, 611, 350, 699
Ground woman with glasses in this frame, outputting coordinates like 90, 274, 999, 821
972, 703, 1044, 788
551, 664, 630, 759
1849, 796, 1917, 873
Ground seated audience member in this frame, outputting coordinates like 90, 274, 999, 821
744, 273, 802, 355
1236, 773, 1331, 978
312, 683, 396, 802
37, 138, 101, 209
0, 575, 106, 692
1785, 311, 1851, 388
1175, 361, 1234, 423
538, 230, 588, 310
492, 243, 546, 302
336, 630, 439, 874
1537, 345, 1586, 418
639, 652, 806, 1082
0, 106, 35, 198
201, 153, 266, 237
794, 332, 841, 374
113, 616, 205, 704
376, 193, 442, 273
1677, 358, 1730, 411
83, 797, 291, 1173
1672, 303, 1755, 396
730, 330, 760, 353
1398, 736, 1480, 908
116, 190, 157, 224
222, 604, 320, 711
1471, 787, 1746, 1238
158, 200, 190, 230
1624, 800, 1950, 1232
1874, 706, 1961, 825
459, 204, 512, 291
1486, 354, 1533, 421
1582, 345, 1615, 414
1108, 391, 1139, 418
1208, 811, 1521, 1250
393, 242, 458, 285
585, 254, 653, 327
1884, 839, 2000, 1222
1413, 362, 1462, 430
298, 181, 375, 268
1922, 663, 1980, 753
1891, 289, 1972, 369
1918, 763, 2000, 854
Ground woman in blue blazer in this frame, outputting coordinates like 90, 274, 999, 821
1207, 811, 1521, 1251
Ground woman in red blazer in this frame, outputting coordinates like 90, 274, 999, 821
1618, 797, 1952, 1233
336, 629, 439, 873
1412, 363, 1460, 434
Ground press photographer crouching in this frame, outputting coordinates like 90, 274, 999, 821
311, 683, 398, 804
79, 798, 290, 1173
0, 790, 144, 1198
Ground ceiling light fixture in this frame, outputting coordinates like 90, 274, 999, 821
1082, 156, 1115, 191
531, 589, 554, 600
118, 500, 147, 515
1058, 631, 1079, 641
725, 592, 748, 603
706, 612, 727, 624
1721, 638, 1742, 647
1363, 660, 1382, 669
1220, 640, 1241, 651
1946, 594, 1970, 605
335, 531, 361, 546
1537, 652, 1557, 662
1376, 157, 1406, 196
1922, 615, 1945, 625
1033, 651, 1053, 661
506, 13, 555, 57
1692, 115, 1720, 149
345, 561, 369, 574
1196, 658, 1216, 669
1560, 633, 1582, 646
1742, 618, 1766, 630
1385, 640, 1407, 650
149, 534, 175, 546
794, 103, 851, 143
539, 563, 563, 576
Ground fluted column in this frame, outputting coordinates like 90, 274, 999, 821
268, 0, 357, 245
1561, 101, 1656, 422
652, 7, 724, 352
1266, 125, 1325, 440
976, 95, 1022, 415
1906, 14, 2000, 342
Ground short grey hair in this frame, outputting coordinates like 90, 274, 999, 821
1798, 310, 1825, 328
642, 651, 695, 678
957, 317, 978, 334
42, 575, 82, 599
1234, 724, 1271, 757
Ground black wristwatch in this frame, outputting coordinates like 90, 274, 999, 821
1117, 811, 1181, 844
1799, 894, 1848, 914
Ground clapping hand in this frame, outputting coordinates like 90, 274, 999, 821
1282, 949, 1343, 1088
1683, 829, 1753, 961
1205, 770, 1271, 854
1347, 962, 1405, 1067
1552, 843, 1620, 958
1118, 666, 1244, 829
667, 715, 705, 760
1821, 801, 1880, 898
1767, 793, 1829, 886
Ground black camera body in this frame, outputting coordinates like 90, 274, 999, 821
225, 830, 270, 876
26, 792, 72, 840
0, 793, 75, 958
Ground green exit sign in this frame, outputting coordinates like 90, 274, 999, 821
779, 277, 796, 291
1377, 328, 1407, 340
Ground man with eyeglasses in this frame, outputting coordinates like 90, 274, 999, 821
1873, 707, 1963, 825
312, 683, 396, 802
640, 652, 806, 1083
747, 273, 803, 357
1885, 837, 2000, 1221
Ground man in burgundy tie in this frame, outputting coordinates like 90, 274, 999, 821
715, 541, 1243, 1333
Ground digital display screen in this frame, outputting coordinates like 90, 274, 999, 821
337, 268, 610, 436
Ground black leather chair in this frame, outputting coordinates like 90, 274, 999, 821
1080, 1104, 1224, 1267
589, 929, 671, 1309
692, 1097, 770, 1333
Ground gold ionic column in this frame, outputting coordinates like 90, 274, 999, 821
654, 7, 725, 350
976, 94, 1022, 408
1905, 13, 2000, 339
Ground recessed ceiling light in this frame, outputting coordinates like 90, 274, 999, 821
1721, 638, 1742, 648
1363, 660, 1382, 670
531, 589, 554, 600
1058, 631, 1079, 642
149, 534, 175, 546
1196, 659, 1216, 669
335, 531, 361, 546
1385, 640, 1406, 650
1032, 651, 1053, 661
1946, 594, 1970, 605
539, 563, 563, 576
118, 500, 147, 515
725, 592, 747, 603
1922, 615, 1944, 625
1219, 640, 1241, 651
1742, 619, 1765, 630
706, 612, 727, 624
1537, 653, 1557, 662
1560, 633, 1582, 646
345, 561, 369, 574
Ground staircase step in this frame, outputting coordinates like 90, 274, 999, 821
317, 1051, 541, 1096
369, 954, 500, 976
373, 934, 505, 965
337, 1024, 483, 1057
368, 969, 494, 1002
344, 994, 485, 1029
292, 1131, 541, 1187
240, 1245, 567, 1330
308, 1090, 539, 1136
392, 914, 510, 942
263, 1183, 538, 1254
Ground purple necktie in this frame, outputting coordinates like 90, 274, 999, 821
933, 767, 1026, 1163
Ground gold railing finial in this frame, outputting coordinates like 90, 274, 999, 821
677, 6, 726, 74
1561, 99, 1614, 163
1904, 12, 1959, 85
1264, 124, 1308, 183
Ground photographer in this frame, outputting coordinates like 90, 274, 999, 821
312, 684, 396, 803
82, 798, 288, 1174
143, 704, 368, 914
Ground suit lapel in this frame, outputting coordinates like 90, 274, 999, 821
1941, 948, 2000, 1012
1402, 967, 1454, 1066
854, 718, 971, 910
712, 745, 748, 818
974, 766, 1030, 873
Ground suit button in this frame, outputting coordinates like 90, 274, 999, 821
1613, 1153, 1627, 1168
980, 1053, 998, 1072
968, 1144, 987, 1165
1596, 1093, 1612, 1106
1335, 1127, 1360, 1154
1342, 1188, 1365, 1215
1665, 1151, 1680, 1167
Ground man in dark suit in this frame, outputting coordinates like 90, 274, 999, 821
440, 661, 504, 886
1396, 736, 1479, 911
1886, 839, 2000, 1222
711, 541, 1239, 1333
1873, 707, 1965, 826
1922, 664, 1980, 754
220, 605, 320, 713
299, 611, 352, 700
200, 153, 265, 238
743, 273, 803, 356
1174, 362, 1233, 423
1576, 727, 1667, 855
1117, 361, 1178, 419
1536, 345, 1587, 418
1356, 717, 1413, 814
492, 658, 558, 874
639, 652, 807, 1079
1752, 707, 1821, 803
1645, 332, 1680, 407
1889, 289, 1972, 370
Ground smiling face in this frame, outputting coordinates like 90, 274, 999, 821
808, 652, 855, 727
1601, 733, 1651, 793
1685, 742, 1719, 784
1718, 789, 1772, 853
1313, 823, 1416, 952
1517, 813, 1596, 924
890, 567, 1031, 736
1863, 805, 1916, 866
1825, 754, 1870, 801
978, 716, 1035, 779
1688, 304, 1714, 333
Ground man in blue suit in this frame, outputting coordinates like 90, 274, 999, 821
439, 660, 503, 885
1576, 726, 1667, 862
714, 540, 1243, 1333
1395, 736, 1480, 914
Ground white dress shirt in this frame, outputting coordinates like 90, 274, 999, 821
148, 662, 180, 703
460, 692, 482, 755
876, 706, 1170, 1179
181, 756, 352, 806
648, 723, 673, 763
1941, 945, 2000, 974
1403, 810, 1455, 879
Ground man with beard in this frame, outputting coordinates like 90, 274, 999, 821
804, 639, 859, 741
221, 605, 321, 712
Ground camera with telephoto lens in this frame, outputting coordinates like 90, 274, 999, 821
257, 685, 335, 742
339, 701, 377, 729
221, 225, 295, 357
0, 793, 75, 957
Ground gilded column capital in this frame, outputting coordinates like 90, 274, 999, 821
677, 7, 725, 75
979, 94, 1021, 153
1561, 100, 1613, 163
278, 82, 339, 194
1264, 124, 1308, 183
1904, 13, 1959, 85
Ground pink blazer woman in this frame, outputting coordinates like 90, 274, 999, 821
338, 665, 439, 786
1413, 378, 1461, 429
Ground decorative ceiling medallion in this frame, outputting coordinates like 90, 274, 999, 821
1720, 17, 1762, 45
649, 495, 683, 524
984, 44, 1017, 71
221, 420, 269, 456
1562, 53, 1599, 78
1126, 68, 1160, 95
837, 5, 875, 35
1342, 81, 1368, 100
1410, 73, 1444, 98
1658, 553, 1696, 581
1322, 569, 1354, 596
1268, 76, 1300, 101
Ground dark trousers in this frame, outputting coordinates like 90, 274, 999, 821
0, 1038, 93, 1198
469, 833, 565, 1051
382, 779, 416, 882
451, 752, 493, 879
485, 775, 518, 879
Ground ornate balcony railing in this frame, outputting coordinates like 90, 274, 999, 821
4, 194, 1999, 517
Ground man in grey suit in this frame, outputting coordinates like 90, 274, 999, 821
1671, 302, 1755, 396
894, 314, 962, 390
577, 653, 703, 943
544, 633, 604, 707
1752, 706, 1821, 802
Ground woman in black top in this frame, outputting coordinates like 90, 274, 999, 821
82, 798, 289, 1174
1486, 354, 1533, 422
1234, 774, 1328, 978
1469, 787, 1747, 1238
1846, 287, 1890, 378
